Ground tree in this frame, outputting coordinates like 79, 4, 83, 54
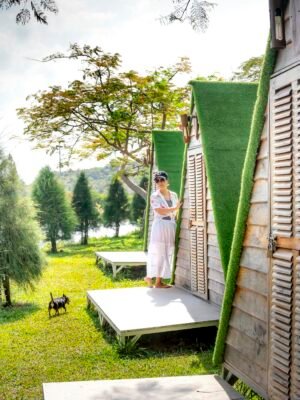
17, 45, 191, 199
161, 0, 216, 31
231, 55, 264, 82
72, 172, 99, 245
103, 178, 129, 237
0, 150, 45, 306
131, 176, 148, 223
0, 0, 58, 24
195, 73, 224, 81
32, 166, 77, 253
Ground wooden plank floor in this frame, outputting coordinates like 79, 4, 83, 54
43, 375, 244, 400
87, 287, 220, 337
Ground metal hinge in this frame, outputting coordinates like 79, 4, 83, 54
267, 232, 277, 257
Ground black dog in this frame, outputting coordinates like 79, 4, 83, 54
48, 292, 70, 317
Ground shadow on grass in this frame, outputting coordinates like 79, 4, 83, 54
0, 302, 40, 325
86, 304, 217, 362
96, 262, 146, 282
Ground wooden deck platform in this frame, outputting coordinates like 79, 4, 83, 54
43, 374, 244, 400
87, 286, 220, 342
95, 251, 147, 277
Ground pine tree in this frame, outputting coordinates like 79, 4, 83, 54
0, 151, 45, 306
32, 166, 77, 253
103, 178, 129, 237
72, 172, 99, 245
131, 176, 148, 226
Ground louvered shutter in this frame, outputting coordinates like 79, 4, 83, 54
188, 148, 208, 299
269, 71, 300, 399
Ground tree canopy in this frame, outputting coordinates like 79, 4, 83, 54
18, 45, 191, 197
103, 178, 129, 237
231, 55, 264, 82
0, 150, 45, 306
72, 172, 99, 245
32, 166, 77, 252
0, 0, 58, 24
161, 0, 216, 31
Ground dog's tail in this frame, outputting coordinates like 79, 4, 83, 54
50, 292, 54, 302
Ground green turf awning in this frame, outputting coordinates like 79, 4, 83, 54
190, 81, 258, 275
152, 130, 185, 196
143, 130, 185, 250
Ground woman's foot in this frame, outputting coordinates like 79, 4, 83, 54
155, 281, 172, 288
144, 277, 153, 288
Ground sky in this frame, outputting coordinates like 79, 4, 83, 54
0, 0, 270, 184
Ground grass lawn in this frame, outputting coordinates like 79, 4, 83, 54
0, 233, 219, 400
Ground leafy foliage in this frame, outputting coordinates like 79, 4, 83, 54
0, 0, 58, 24
103, 178, 129, 237
231, 56, 264, 82
160, 0, 216, 31
32, 166, 77, 252
72, 172, 100, 245
17, 45, 190, 184
0, 150, 45, 305
56, 165, 117, 194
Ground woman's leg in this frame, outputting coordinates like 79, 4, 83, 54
144, 276, 153, 287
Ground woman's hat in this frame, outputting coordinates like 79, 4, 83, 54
154, 171, 168, 182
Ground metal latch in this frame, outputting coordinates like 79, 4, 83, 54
267, 232, 277, 257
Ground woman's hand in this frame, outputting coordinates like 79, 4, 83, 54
175, 201, 182, 210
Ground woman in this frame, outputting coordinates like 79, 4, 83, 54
145, 171, 181, 288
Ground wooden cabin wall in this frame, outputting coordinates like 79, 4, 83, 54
273, 0, 300, 75
206, 185, 225, 306
175, 110, 225, 306
174, 172, 191, 289
223, 114, 269, 399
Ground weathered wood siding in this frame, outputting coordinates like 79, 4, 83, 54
175, 109, 225, 306
223, 113, 269, 399
175, 172, 191, 289
206, 184, 225, 306
273, 0, 300, 76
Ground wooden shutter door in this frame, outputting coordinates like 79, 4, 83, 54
188, 147, 208, 299
269, 69, 300, 400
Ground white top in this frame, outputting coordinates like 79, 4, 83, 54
150, 189, 178, 221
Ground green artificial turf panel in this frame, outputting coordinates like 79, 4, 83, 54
0, 233, 218, 399
190, 80, 258, 275
143, 131, 185, 251
152, 130, 185, 196
213, 35, 277, 365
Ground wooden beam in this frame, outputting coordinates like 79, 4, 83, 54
277, 237, 300, 251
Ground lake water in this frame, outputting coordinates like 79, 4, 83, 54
71, 222, 137, 243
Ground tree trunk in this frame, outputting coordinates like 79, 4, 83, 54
83, 219, 88, 245
50, 237, 57, 253
115, 224, 120, 237
80, 222, 84, 245
161, 112, 167, 130
2, 274, 12, 307
120, 173, 147, 200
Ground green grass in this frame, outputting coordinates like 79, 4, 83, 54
0, 233, 218, 400
212, 35, 277, 365
190, 80, 258, 275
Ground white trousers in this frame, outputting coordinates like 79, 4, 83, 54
146, 219, 176, 279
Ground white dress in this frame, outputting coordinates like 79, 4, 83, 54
146, 190, 178, 279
